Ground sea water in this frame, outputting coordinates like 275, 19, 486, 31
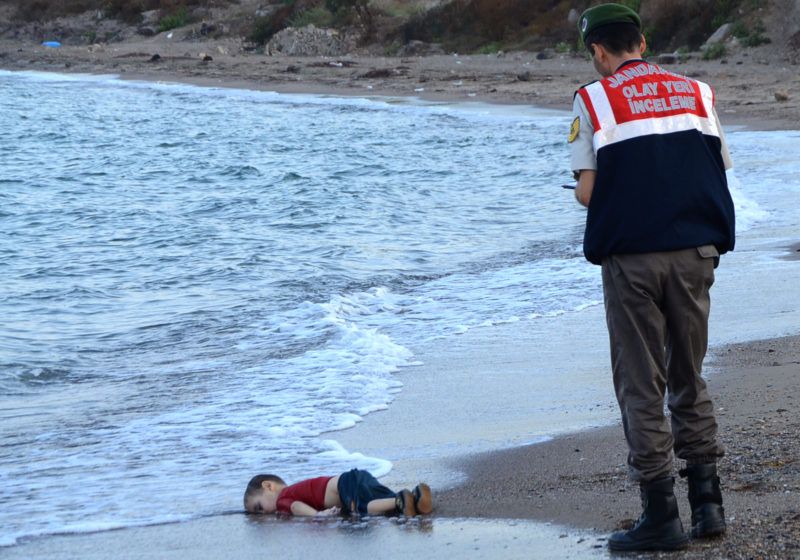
0, 70, 797, 546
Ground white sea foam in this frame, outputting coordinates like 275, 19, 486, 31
0, 68, 563, 125
727, 171, 769, 232
0, 69, 120, 83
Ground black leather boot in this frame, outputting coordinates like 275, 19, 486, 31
608, 477, 689, 551
680, 463, 726, 538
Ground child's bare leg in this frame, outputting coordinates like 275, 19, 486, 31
366, 498, 396, 515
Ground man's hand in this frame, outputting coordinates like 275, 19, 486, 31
315, 507, 341, 517
575, 169, 596, 208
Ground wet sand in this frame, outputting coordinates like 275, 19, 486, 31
0, 514, 607, 560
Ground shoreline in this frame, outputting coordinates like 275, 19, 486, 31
2, 38, 799, 131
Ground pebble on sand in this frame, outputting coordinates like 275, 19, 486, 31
775, 90, 790, 102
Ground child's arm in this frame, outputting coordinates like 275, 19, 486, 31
290, 501, 319, 516
289, 502, 341, 517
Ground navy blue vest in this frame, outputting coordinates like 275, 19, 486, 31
578, 61, 735, 265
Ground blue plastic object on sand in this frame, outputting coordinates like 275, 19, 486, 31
42, 41, 61, 48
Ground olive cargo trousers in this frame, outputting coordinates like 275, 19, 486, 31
602, 246, 725, 482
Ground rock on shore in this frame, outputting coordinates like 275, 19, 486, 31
267, 24, 357, 57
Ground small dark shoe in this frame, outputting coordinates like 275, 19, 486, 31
608, 477, 689, 552
412, 483, 433, 515
680, 463, 726, 538
395, 489, 417, 517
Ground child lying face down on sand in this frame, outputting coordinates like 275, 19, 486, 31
243, 468, 432, 517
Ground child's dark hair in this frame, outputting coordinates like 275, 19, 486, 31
243, 474, 286, 507
585, 22, 642, 56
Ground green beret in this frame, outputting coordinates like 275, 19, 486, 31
579, 3, 641, 42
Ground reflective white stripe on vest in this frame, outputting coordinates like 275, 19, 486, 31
583, 78, 720, 154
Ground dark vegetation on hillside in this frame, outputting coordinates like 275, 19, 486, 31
641, 0, 768, 51
399, 0, 769, 52
10, 0, 232, 23
6, 0, 774, 54
400, 0, 584, 53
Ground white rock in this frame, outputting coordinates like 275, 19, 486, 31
568, 9, 580, 25
705, 23, 733, 45
266, 25, 357, 57
141, 9, 160, 26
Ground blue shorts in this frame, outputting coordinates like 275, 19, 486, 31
337, 469, 396, 516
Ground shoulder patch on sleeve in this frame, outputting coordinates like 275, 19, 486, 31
568, 116, 580, 143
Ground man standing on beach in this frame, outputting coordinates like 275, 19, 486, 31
568, 3, 736, 552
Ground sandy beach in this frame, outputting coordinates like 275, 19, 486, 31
3, 36, 800, 559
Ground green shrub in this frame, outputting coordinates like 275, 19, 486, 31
710, 0, 740, 29
702, 42, 726, 60
382, 39, 402, 55
158, 7, 188, 32
554, 41, 571, 54
475, 41, 502, 54
730, 20, 748, 38
378, 1, 425, 19
249, 15, 280, 44
742, 32, 770, 47
324, 0, 372, 30
289, 6, 334, 28
732, 20, 771, 47
248, 3, 294, 45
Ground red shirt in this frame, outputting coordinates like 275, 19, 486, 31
276, 476, 333, 514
